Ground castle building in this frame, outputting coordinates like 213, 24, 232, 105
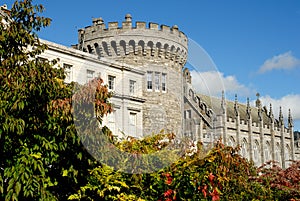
38, 15, 299, 168
2, 4, 298, 167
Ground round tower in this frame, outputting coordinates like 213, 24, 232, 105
77, 14, 188, 136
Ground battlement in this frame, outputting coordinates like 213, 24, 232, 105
77, 14, 188, 67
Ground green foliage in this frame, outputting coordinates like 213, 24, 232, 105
0, 1, 112, 200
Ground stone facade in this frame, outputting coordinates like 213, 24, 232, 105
75, 14, 188, 136
183, 70, 296, 168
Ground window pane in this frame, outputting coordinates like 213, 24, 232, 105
108, 75, 115, 90
63, 63, 72, 81
87, 70, 94, 82
155, 72, 160, 91
130, 80, 135, 95
147, 71, 152, 90
129, 113, 137, 136
162, 73, 166, 92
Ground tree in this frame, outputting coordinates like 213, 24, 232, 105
0, 1, 112, 200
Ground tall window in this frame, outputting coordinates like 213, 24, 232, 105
155, 72, 160, 91
147, 71, 152, 90
275, 143, 281, 164
265, 141, 271, 161
253, 140, 260, 166
108, 75, 115, 90
285, 145, 291, 167
129, 80, 136, 95
162, 73, 167, 92
184, 110, 191, 119
129, 113, 137, 136
241, 139, 248, 158
63, 63, 72, 81
107, 112, 116, 135
228, 136, 235, 147
87, 69, 94, 82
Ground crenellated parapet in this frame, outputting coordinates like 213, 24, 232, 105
77, 14, 188, 69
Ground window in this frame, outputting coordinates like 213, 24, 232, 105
107, 112, 116, 135
265, 142, 271, 161
63, 63, 72, 81
129, 80, 136, 95
162, 73, 167, 92
37, 57, 48, 64
129, 113, 137, 136
155, 72, 160, 91
241, 139, 248, 158
87, 69, 94, 82
108, 75, 115, 90
147, 71, 152, 90
275, 143, 281, 164
184, 110, 191, 119
147, 72, 167, 92
253, 140, 260, 166
228, 136, 235, 147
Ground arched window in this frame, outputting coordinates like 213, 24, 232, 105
265, 141, 271, 162
241, 138, 248, 159
227, 136, 235, 147
253, 140, 260, 166
275, 143, 281, 166
111, 41, 118, 56
94, 43, 101, 56
120, 40, 126, 55
128, 40, 135, 54
285, 144, 291, 167
102, 41, 110, 56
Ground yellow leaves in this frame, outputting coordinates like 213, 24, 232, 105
30, 152, 41, 159
62, 170, 68, 177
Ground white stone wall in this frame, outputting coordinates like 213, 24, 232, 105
40, 39, 144, 138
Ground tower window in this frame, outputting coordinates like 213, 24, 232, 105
147, 71, 152, 90
162, 73, 167, 92
155, 72, 160, 91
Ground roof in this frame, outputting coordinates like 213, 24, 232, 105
197, 93, 282, 127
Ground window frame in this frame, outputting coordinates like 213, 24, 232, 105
147, 71, 153, 91
86, 69, 95, 82
162, 73, 167, 92
129, 80, 136, 95
154, 72, 160, 91
108, 75, 116, 90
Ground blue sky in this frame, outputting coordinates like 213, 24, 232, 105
5, 0, 300, 130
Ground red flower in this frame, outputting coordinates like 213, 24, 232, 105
202, 185, 208, 198
208, 173, 215, 183
166, 177, 173, 185
210, 188, 220, 201
164, 189, 173, 197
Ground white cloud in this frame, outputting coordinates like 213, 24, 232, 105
258, 94, 300, 121
258, 51, 300, 73
190, 70, 251, 97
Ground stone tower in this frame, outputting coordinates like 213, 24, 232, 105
77, 14, 188, 136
